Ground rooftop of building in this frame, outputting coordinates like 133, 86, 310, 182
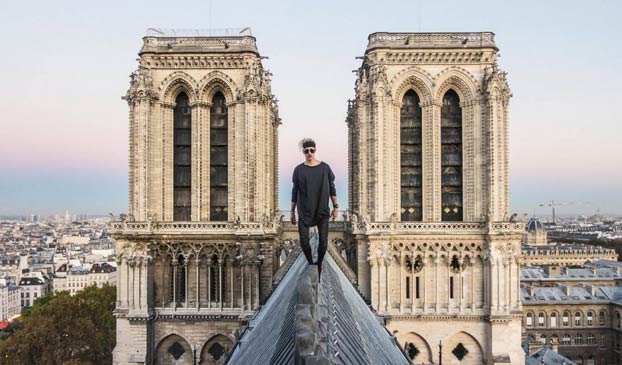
139, 27, 259, 56
524, 344, 576, 365
522, 243, 616, 254
527, 218, 545, 233
18, 277, 44, 286
228, 239, 409, 365
522, 262, 622, 281
520, 283, 622, 304
89, 262, 116, 274
365, 31, 497, 52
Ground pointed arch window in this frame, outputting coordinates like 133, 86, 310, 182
210, 92, 228, 221
173, 92, 192, 221
441, 89, 462, 221
400, 90, 423, 221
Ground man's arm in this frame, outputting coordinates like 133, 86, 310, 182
328, 166, 338, 220
291, 167, 299, 224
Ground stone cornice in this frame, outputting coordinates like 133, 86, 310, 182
143, 55, 253, 69
381, 50, 495, 65
389, 314, 487, 322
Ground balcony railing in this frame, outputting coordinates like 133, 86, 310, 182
348, 221, 524, 234
109, 221, 279, 235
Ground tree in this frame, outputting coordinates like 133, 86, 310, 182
0, 284, 116, 365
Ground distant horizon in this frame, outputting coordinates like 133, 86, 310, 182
1, 0, 620, 217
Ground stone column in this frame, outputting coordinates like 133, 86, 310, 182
116, 258, 123, 308
171, 259, 177, 308
420, 101, 436, 221
384, 257, 390, 312
207, 257, 212, 309
357, 240, 371, 301
228, 257, 234, 309
240, 262, 245, 310
161, 102, 175, 221
184, 257, 189, 308
197, 102, 211, 221
434, 255, 440, 312
128, 260, 135, 309
219, 258, 223, 310
369, 258, 378, 310
422, 255, 427, 313
399, 253, 405, 313
254, 261, 260, 309
195, 258, 201, 310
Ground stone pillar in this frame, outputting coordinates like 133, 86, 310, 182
357, 240, 371, 300
195, 258, 201, 310
370, 258, 378, 310
434, 255, 440, 312
399, 253, 405, 313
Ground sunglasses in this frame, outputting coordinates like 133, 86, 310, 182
303, 148, 315, 154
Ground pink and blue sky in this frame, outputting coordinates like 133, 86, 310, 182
1, 0, 620, 216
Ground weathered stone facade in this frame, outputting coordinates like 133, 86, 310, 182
111, 29, 281, 365
112, 29, 529, 365
345, 32, 525, 364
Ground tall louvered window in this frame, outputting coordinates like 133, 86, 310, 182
400, 90, 422, 221
173, 92, 192, 221
210, 92, 228, 221
440, 90, 463, 221
169, 255, 186, 304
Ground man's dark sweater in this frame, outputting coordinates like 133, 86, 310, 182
291, 162, 336, 226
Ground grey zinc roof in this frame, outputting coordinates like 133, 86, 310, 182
227, 241, 409, 365
525, 347, 576, 365
521, 285, 622, 303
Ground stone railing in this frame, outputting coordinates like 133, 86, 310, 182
141, 33, 258, 54
109, 221, 279, 236
367, 32, 496, 50
348, 221, 524, 235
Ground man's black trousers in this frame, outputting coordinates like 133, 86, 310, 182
298, 217, 329, 270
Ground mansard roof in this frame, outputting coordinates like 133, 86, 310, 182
227, 242, 409, 365
19, 277, 45, 286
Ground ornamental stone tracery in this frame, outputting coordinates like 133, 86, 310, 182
113, 31, 280, 365
346, 32, 523, 364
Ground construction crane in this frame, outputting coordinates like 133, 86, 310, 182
538, 200, 592, 223
538, 200, 569, 224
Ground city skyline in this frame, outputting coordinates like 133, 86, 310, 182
1, 0, 620, 216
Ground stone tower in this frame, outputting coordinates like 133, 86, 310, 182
345, 32, 525, 364
111, 29, 280, 365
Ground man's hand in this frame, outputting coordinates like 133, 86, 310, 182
290, 211, 297, 225
331, 208, 338, 221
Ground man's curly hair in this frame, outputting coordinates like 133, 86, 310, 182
298, 138, 316, 151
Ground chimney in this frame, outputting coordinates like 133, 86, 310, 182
527, 335, 542, 356
545, 265, 561, 277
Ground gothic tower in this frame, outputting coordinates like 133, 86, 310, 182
111, 29, 280, 365
346, 32, 525, 364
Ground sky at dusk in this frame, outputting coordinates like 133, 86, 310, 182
0, 0, 620, 216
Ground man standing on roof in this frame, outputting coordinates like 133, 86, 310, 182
291, 138, 338, 278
